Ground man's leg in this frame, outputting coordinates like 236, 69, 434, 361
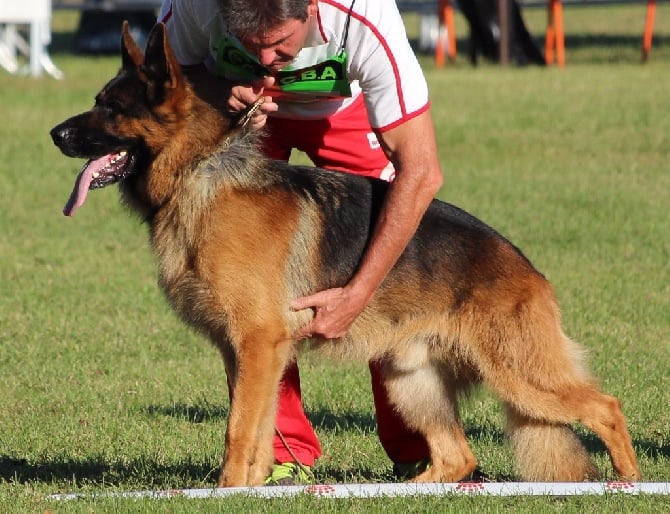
272, 361, 322, 466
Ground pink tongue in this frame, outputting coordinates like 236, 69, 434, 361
63, 154, 114, 217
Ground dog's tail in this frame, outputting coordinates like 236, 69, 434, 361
504, 406, 600, 481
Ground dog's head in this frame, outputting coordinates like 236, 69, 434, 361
51, 21, 194, 216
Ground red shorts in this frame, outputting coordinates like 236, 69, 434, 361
263, 94, 396, 180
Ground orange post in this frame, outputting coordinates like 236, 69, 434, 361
545, 0, 565, 67
444, 0, 457, 61
545, 24, 555, 65
642, 0, 657, 62
435, 0, 457, 67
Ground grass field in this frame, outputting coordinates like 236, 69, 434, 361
0, 5, 669, 512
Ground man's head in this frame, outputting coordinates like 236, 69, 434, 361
219, 0, 318, 72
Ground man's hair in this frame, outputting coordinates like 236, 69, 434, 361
218, 0, 311, 36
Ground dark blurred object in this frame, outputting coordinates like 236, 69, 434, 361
458, 0, 545, 65
70, 0, 160, 54
75, 10, 155, 53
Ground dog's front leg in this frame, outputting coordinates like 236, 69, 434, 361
218, 330, 294, 487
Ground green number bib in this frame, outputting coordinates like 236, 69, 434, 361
276, 51, 351, 97
214, 35, 352, 98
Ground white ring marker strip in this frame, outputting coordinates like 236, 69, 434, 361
47, 481, 670, 501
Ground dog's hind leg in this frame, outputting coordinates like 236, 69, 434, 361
217, 328, 294, 487
492, 355, 640, 480
557, 386, 639, 481
502, 382, 640, 481
465, 286, 640, 481
505, 404, 600, 481
380, 359, 477, 482
523, 352, 639, 480
414, 412, 478, 483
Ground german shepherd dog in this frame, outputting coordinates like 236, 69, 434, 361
50, 22, 640, 487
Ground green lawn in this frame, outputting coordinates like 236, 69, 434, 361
0, 5, 668, 513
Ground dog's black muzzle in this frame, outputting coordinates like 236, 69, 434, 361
50, 122, 83, 158
50, 116, 136, 160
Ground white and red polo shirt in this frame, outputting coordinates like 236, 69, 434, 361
158, 0, 430, 131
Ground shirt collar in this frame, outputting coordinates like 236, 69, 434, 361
302, 8, 328, 48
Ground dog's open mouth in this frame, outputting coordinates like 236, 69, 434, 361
63, 151, 130, 217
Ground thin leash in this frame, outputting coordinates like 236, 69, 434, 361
274, 424, 315, 481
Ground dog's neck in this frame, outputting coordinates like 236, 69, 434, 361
125, 88, 262, 221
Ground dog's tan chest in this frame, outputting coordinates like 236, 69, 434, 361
146, 194, 222, 331
148, 184, 308, 340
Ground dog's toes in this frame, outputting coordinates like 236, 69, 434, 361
409, 464, 471, 483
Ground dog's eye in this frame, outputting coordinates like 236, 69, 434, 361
100, 100, 126, 116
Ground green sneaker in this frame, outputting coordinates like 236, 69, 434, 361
264, 462, 313, 486
392, 458, 431, 480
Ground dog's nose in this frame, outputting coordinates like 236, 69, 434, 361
50, 123, 84, 158
50, 124, 69, 147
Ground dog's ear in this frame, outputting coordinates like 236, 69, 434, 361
121, 21, 144, 70
142, 22, 184, 92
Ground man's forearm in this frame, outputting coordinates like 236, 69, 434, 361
348, 163, 441, 303
350, 111, 444, 301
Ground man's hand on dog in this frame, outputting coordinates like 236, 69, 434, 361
292, 286, 369, 340
228, 76, 279, 130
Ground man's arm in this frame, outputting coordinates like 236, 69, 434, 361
292, 109, 444, 339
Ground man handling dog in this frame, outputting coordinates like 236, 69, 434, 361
157, 0, 444, 484
51, 15, 640, 488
